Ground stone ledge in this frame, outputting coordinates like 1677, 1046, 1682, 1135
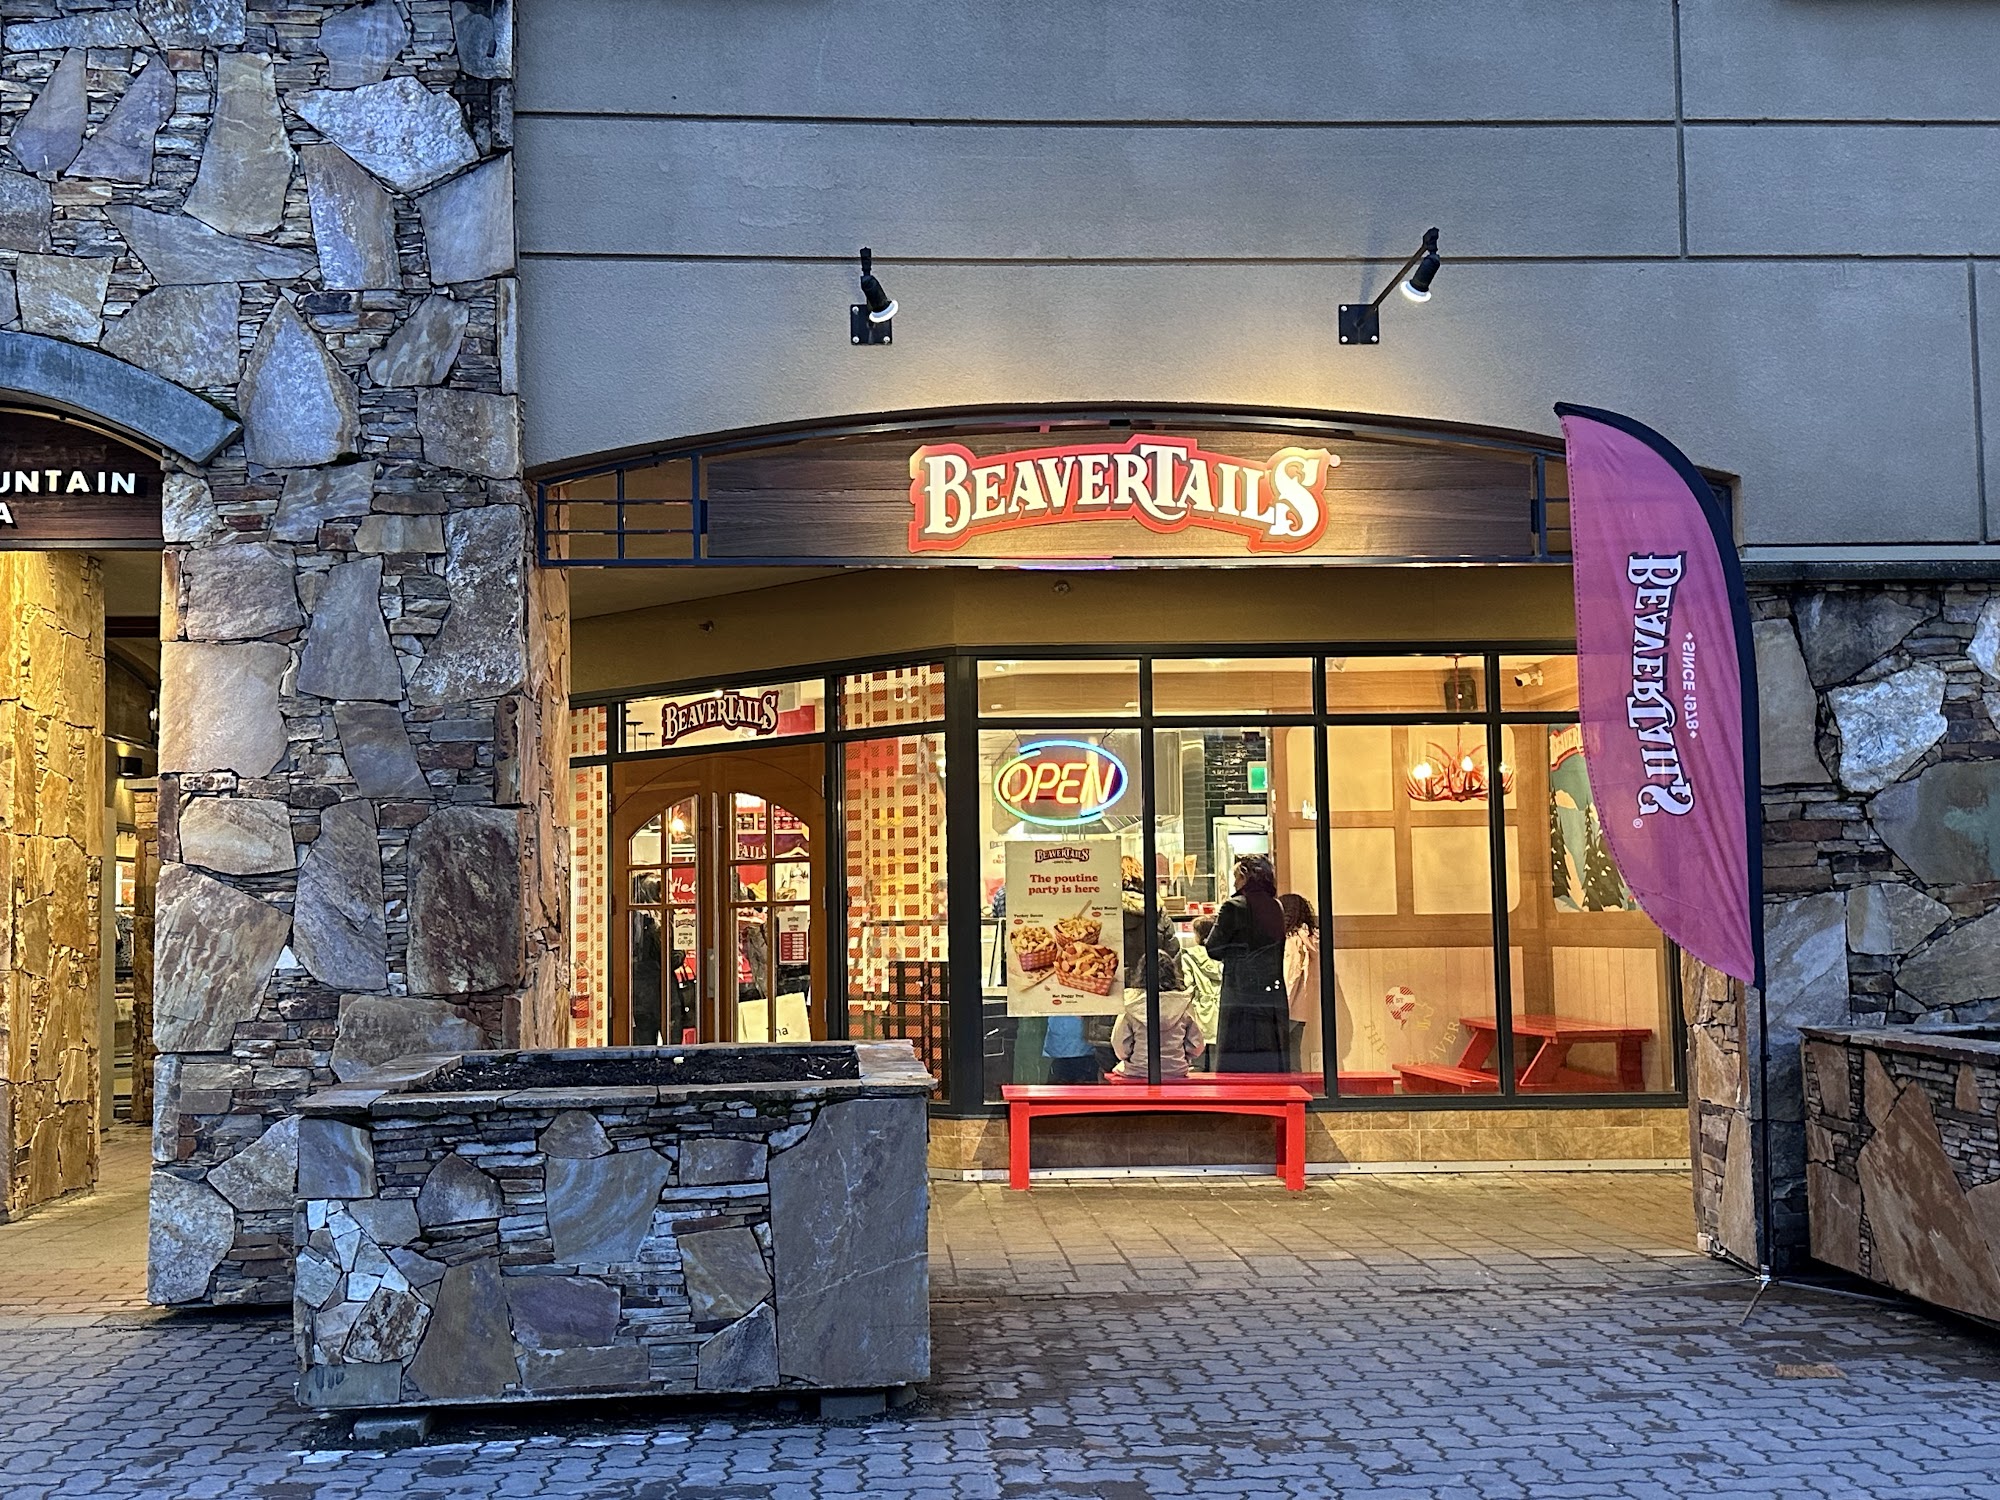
301, 1043, 937, 1120
1801, 1024, 2000, 1069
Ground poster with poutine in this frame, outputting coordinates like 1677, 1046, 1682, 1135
1004, 838, 1123, 1016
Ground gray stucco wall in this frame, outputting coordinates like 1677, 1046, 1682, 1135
513, 0, 2000, 557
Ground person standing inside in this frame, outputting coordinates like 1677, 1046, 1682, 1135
1110, 856, 1200, 1080
1205, 854, 1289, 1072
1182, 916, 1223, 1071
1280, 892, 1322, 1075
1041, 1013, 1100, 1083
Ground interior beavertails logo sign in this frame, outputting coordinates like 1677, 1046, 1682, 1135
907, 434, 1339, 554
660, 689, 781, 747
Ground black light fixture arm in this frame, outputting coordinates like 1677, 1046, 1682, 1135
1338, 226, 1442, 346
851, 244, 896, 346
1364, 226, 1441, 312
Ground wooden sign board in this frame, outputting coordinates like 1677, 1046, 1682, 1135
694, 429, 1538, 563
0, 410, 165, 549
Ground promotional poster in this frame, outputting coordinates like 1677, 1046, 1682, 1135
1003, 837, 1124, 1017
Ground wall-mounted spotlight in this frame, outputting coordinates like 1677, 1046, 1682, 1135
1339, 227, 1442, 346
851, 246, 896, 346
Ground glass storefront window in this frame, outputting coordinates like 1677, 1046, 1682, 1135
1499, 653, 1580, 713
1327, 723, 1501, 1097
1326, 654, 1484, 715
627, 802, 701, 1048
1159, 725, 1323, 1091
1501, 723, 1675, 1094
569, 762, 609, 1046
568, 705, 612, 1046
622, 677, 825, 752
1151, 657, 1314, 716
842, 663, 944, 729
729, 792, 814, 1042
844, 733, 950, 1097
583, 647, 1678, 1113
979, 728, 1142, 1101
978, 659, 1139, 717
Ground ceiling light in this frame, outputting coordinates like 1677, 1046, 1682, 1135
1339, 227, 1443, 344
851, 246, 895, 346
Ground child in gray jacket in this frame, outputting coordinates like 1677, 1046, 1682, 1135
1109, 986, 1206, 1082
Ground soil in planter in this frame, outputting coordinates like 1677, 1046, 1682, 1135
424, 1045, 863, 1093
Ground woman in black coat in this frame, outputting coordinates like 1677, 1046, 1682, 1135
1205, 854, 1289, 1072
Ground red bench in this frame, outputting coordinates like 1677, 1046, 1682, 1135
1001, 1082, 1311, 1191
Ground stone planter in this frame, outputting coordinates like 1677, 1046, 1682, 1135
1802, 1025, 2000, 1323
292, 1042, 932, 1411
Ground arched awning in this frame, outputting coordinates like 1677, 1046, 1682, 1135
0, 331, 238, 464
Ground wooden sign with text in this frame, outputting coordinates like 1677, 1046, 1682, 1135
0, 410, 164, 548
693, 427, 1539, 564
908, 434, 1339, 555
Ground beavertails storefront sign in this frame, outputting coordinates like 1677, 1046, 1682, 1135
0, 410, 163, 548
629, 422, 1549, 564
907, 435, 1339, 554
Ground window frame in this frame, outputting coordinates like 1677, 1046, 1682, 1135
574, 642, 1689, 1117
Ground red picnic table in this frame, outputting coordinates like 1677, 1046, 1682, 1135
1395, 1013, 1652, 1095
1001, 1082, 1311, 1190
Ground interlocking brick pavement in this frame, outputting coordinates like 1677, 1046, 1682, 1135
4, 1138, 2000, 1498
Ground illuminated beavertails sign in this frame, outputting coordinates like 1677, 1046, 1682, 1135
907, 434, 1339, 554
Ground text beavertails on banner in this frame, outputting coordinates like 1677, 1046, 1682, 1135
1556, 404, 1762, 986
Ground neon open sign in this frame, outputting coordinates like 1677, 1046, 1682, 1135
994, 739, 1128, 827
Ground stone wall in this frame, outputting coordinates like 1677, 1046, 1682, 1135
0, 0, 567, 1302
1803, 1026, 2000, 1323
1683, 956, 1757, 1266
1745, 581, 2000, 1267
294, 1044, 932, 1411
0, 550, 105, 1218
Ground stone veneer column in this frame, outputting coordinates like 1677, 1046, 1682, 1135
1709, 580, 2000, 1269
1683, 956, 1755, 1266
1, 1, 568, 1303
0, 552, 106, 1219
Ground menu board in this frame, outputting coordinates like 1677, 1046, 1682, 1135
1003, 838, 1124, 1017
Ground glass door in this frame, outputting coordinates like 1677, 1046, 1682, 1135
611, 745, 825, 1046
623, 795, 702, 1046
727, 791, 816, 1043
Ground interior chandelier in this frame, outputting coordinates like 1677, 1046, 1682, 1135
1407, 730, 1513, 803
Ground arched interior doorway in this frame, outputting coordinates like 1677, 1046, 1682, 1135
0, 398, 173, 1219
